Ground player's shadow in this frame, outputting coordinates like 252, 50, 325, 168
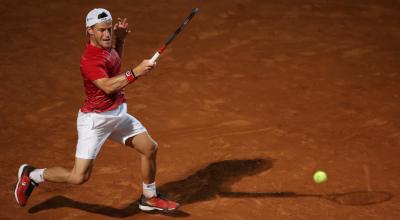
28, 158, 393, 217
28, 158, 273, 218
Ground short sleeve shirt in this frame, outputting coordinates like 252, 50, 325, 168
80, 44, 125, 113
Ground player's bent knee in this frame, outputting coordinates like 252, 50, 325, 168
69, 173, 90, 185
144, 141, 158, 157
148, 141, 158, 154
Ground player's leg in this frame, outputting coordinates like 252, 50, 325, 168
109, 104, 179, 211
125, 133, 158, 185
15, 109, 113, 207
14, 158, 94, 207
42, 158, 94, 184
125, 133, 179, 211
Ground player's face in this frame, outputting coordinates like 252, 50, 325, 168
89, 21, 113, 49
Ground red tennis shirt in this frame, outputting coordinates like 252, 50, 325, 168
79, 44, 125, 113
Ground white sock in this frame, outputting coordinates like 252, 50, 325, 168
29, 168, 46, 183
143, 182, 157, 198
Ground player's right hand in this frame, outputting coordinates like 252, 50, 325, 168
133, 59, 156, 77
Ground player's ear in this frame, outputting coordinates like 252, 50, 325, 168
87, 27, 94, 35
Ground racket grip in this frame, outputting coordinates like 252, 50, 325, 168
150, 52, 160, 64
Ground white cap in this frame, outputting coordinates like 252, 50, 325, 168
85, 8, 112, 27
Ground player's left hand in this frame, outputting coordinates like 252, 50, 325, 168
114, 17, 130, 41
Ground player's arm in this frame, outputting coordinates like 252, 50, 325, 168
114, 18, 130, 58
93, 59, 154, 95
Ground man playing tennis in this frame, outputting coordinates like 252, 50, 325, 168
14, 8, 179, 212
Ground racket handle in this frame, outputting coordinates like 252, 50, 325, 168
150, 52, 160, 64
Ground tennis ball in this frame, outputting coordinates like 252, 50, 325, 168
313, 170, 327, 184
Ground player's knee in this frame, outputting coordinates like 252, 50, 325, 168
144, 141, 158, 158
69, 173, 90, 185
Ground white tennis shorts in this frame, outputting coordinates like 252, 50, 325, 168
75, 103, 147, 159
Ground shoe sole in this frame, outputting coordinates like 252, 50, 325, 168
139, 204, 179, 212
14, 164, 28, 206
139, 204, 162, 211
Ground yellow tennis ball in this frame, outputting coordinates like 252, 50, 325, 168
313, 170, 328, 183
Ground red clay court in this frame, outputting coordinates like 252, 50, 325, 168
1, 0, 399, 219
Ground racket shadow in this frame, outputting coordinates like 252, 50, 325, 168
218, 190, 393, 206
